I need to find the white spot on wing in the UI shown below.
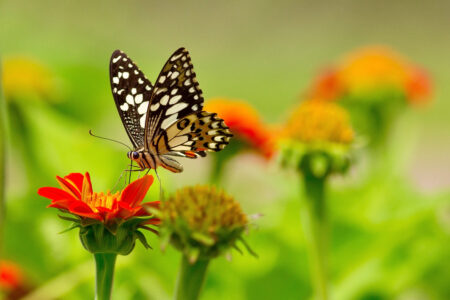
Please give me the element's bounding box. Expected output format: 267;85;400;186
170;53;182;61
169;95;182;104
113;77;119;84
123;72;129;79
151;103;160;111
140;115;146;128
192;104;199;111
120;103;129;111
171;88;178;95
166;103;188;115
135;94;143;104
145;85;151;91
184;79;191;86
158;75;166;84
131;88;137;95
112;56;122;63
126;94;134;105
138;102;149;114
189;87;195;93
138;78;144;84
170;71;180;79
160;95;170;106
161;114;178;129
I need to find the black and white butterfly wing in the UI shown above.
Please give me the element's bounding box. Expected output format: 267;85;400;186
144;48;204;151
156;111;233;159
110;50;153;148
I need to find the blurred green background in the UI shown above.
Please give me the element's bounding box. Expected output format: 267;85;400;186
1;1;449;299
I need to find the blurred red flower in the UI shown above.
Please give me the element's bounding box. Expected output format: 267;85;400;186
205;98;276;159
0;261;23;291
38;173;160;224
308;68;342;101
406;67;432;105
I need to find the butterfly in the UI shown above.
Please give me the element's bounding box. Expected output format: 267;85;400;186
109;48;232;173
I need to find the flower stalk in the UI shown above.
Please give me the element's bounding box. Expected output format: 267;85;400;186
174;256;209;300
0;61;6;251
301;173;328;300
94;253;117;300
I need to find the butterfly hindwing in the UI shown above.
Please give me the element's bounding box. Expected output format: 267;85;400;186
145;48;204;151
110;50;153;148
155;111;232;158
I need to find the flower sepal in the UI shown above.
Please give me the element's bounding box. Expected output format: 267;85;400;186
78;217;154;255
165;221;248;263
280;141;351;178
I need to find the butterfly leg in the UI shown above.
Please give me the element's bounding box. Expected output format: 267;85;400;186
154;169;164;200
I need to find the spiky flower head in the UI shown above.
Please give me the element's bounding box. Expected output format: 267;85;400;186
281;100;354;177
158;186;253;263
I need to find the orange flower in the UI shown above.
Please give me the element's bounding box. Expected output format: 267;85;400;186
307;46;433;105
338;46;410;94
0;261;23;291
205;98;276;158
284;100;354;145
38;172;159;224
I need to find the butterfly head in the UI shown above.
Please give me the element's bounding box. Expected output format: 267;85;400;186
127;151;140;160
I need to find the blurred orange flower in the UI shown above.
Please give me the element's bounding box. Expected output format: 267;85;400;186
0;261;23;291
284;100;354;145
38;172;160;224
2;56;56;101
205;98;276;158
309;46;432;105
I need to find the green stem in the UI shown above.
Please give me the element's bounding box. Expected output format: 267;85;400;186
94;253;117;300
0;60;6;254
174;256;210;300
301;174;328;300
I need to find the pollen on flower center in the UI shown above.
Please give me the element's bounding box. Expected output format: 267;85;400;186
87;191;121;212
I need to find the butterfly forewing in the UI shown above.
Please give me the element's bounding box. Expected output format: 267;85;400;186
144;48;204;150
110;50;153;148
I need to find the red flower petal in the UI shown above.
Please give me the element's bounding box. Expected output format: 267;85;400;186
121;175;154;207
56;176;82;200
68;202;101;220
64;173;85;191
38;187;78;204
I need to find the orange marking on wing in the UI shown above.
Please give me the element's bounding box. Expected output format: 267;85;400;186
185;151;196;158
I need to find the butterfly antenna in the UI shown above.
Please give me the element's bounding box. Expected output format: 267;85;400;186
89;130;132;151
154;169;164;200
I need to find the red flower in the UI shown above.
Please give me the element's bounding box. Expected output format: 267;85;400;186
38;172;159;224
0;261;23;291
308;68;342;101
205;98;276;159
406;67;432;105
